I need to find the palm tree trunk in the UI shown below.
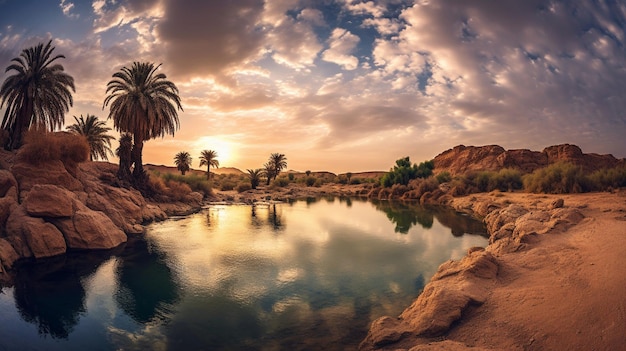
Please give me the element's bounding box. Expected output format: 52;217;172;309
207;166;211;180
132;133;146;184
10;101;33;150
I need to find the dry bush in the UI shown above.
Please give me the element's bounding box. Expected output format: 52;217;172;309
19;131;89;165
165;180;192;201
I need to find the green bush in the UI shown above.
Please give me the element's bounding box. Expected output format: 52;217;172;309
523;162;590;194
587;165;626;190
381;157;434;187
220;180;237;191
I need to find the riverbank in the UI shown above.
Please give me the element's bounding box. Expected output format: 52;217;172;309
360;190;626;350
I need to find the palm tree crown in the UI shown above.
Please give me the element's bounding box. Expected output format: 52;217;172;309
269;153;287;181
103;62;182;184
174;151;192;175
199;149;219;179
247;168;263;189
0;40;75;149
67;114;114;161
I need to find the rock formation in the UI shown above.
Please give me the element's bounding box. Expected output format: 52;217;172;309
433;144;624;175
0;147;203;277
360;195;586;350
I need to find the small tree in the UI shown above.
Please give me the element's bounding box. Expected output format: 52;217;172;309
381;157;433;187
247;169;263;189
199;149;219;179
174;151;192;175
346;172;353;183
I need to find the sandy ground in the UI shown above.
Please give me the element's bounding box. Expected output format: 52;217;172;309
446;192;626;351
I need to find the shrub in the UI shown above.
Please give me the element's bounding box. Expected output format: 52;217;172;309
349;178;362;185
523;162;590;194
587;165;626;190
237;183;252;193
273;177;290;187
435;171;451;184
314;178;323;187
381;157;434;187
160;172;212;196
19;131;89;166
305;176;316;187
165;180;193;201
288;173;295;181
220;180;237;191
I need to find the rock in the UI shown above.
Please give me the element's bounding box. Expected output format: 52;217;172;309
484;204;528;235
361;251;498;349
22;184;76;218
408;340;497;351
5;206;66;258
11;159;83;196
549;198;564;209
0;195;17;235
0;238;19;272
0;170;18;198
51;209;127;250
433;144;624;176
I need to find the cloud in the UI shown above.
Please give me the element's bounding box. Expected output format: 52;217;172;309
156;0;266;80
60;0;79;19
321;28;360;70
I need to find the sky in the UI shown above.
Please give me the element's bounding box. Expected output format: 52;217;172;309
0;0;625;173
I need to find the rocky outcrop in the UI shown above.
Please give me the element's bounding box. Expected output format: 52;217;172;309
0;148;200;276
433;144;624;175
360;249;498;350
361;195;586;350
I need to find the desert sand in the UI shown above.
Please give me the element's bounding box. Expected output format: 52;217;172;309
361;190;626;351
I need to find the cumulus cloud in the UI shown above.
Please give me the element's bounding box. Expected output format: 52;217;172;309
321;28;360;70
60;0;79;19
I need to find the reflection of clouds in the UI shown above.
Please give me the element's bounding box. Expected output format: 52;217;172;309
107;324;167;351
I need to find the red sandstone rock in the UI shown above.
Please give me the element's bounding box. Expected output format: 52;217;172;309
51;210;127;250
22;184;75;218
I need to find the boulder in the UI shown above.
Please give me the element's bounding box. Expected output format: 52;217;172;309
0;238;19;272
0;169;18;198
51;209;127;250
360;250;498;349
22;184;75;218
5;206;66;258
11;159;83;196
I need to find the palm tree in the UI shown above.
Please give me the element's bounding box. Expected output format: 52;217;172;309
247;169;263;189
103;62;182;185
0;40;75;150
174;151;192;175
269;153;287;181
198;149;219;179
67;114;114;161
116;133;133;181
263;161;275;185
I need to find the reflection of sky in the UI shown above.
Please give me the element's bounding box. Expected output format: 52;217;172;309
0;198;486;350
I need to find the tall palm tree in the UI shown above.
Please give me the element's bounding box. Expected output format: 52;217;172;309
269;153;287;181
174;151;192;175
0;40;75;150
247;169;263;189
67;114;114;161
116;133;133;181
103;62;182;185
198;149;219;179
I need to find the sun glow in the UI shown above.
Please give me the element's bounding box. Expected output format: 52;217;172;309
193;136;237;167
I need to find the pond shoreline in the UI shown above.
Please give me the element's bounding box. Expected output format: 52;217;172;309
359;190;626;350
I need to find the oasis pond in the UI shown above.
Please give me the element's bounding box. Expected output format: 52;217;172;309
0;197;487;350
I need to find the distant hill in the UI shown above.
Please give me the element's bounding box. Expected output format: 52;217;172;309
145;164;245;176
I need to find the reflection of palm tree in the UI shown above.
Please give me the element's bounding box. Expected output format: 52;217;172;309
268;204;283;230
115;238;180;323
12;251;115;339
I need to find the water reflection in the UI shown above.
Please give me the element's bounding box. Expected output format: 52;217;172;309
12;249;119;339
371;200;434;233
1;197;487;351
115;237;180;324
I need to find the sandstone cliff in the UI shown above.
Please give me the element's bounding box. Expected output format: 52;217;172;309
433;144;624;175
0;149;202;278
